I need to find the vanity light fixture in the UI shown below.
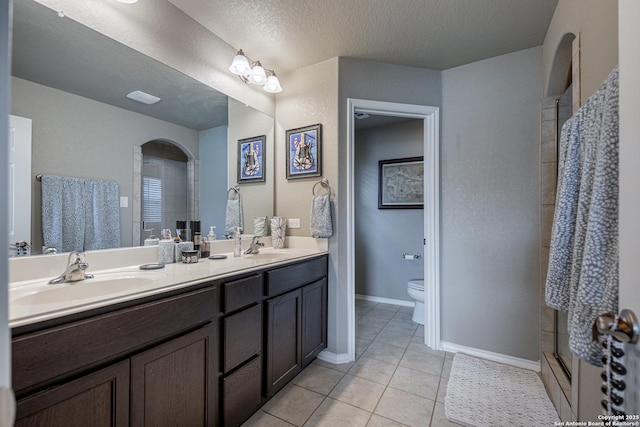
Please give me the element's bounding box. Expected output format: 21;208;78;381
229;49;283;93
126;90;161;105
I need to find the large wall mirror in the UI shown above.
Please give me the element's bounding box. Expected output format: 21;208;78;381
9;0;274;255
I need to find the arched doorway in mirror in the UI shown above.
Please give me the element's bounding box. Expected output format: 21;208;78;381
132;140;198;246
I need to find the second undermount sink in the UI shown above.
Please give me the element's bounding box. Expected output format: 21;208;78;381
12;271;167;306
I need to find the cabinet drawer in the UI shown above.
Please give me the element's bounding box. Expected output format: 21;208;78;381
265;256;327;297
222;274;262;313
222;356;261;427
13;286;217;396
223;304;262;373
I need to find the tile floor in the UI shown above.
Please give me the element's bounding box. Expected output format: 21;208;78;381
242;299;462;427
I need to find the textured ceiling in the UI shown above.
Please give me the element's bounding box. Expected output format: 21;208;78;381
169;0;558;72
13;0;559;131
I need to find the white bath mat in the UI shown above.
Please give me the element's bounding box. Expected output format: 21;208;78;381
445;353;560;427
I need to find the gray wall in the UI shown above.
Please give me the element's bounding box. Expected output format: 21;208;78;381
11;77;199;250
199;125;228;236
441;47;541;360
337;59;442;357
355;120;424;301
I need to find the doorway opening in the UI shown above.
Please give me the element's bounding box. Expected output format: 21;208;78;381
347;99;440;360
132;140;196;245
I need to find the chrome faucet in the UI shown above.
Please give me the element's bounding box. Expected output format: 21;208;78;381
244;236;265;255
49;251;94;284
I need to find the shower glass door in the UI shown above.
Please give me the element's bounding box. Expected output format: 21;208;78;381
555;84;573;380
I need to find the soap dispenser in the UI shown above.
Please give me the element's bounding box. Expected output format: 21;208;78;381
233;227;242;257
144;228;159;246
207;226;216;241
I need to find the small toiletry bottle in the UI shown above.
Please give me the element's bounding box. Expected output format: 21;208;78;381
208;226;216;241
233;227;242;257
200;236;210;258
144;228;159;246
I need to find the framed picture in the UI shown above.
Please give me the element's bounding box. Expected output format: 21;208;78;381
237;135;266;183
286;124;322;179
378;157;424;209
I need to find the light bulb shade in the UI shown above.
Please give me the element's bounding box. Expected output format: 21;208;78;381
229;51;251;76
248;64;267;85
263;75;283;93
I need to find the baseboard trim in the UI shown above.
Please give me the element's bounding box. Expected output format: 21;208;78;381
355;294;413;307
317;350;351;365
441;341;541;372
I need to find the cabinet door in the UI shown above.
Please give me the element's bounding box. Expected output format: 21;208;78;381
15;360;129;427
265;289;302;397
131;324;217;427
302;278;327;368
222;356;262;427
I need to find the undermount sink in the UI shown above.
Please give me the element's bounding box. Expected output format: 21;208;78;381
12;271;167;305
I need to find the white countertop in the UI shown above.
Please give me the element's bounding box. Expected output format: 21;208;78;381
9;238;328;329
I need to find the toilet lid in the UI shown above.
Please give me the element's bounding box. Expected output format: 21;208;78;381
408;280;424;291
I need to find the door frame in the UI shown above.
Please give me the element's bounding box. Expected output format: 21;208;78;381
347;98;440;356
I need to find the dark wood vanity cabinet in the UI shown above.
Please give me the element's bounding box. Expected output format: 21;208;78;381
264;257;328;398
12;285;218;427
11;254;328;426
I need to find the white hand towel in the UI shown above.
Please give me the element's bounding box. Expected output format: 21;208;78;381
310;194;333;238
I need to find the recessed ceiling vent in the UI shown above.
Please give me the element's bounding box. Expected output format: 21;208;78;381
354;112;370;120
126;90;161;105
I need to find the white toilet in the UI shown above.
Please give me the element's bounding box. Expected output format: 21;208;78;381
407;279;425;325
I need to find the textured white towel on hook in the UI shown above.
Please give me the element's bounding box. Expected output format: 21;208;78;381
545;66;619;366
225;187;243;236
310;179;333;238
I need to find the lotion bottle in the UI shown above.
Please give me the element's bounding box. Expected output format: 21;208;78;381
233;227;242;257
208;226;216;241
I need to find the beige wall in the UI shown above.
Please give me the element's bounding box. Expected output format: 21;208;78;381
11;76;199;250
542;0;618;98
275;58;339;236
227;98;275;235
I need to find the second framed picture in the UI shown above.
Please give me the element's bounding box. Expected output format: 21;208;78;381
238;135;266;183
286;124;322;179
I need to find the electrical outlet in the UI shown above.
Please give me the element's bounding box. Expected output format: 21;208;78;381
120;196;128;208
288;218;301;229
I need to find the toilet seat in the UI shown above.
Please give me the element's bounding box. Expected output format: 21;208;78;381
408;280;424;291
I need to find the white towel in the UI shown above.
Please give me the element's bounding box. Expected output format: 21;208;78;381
41;175;120;252
225;189;243;236
254;216;268;237
84;179;120;250
545;67;619;366
42;175;85;253
310;194;333;238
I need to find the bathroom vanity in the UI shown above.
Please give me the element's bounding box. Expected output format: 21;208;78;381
9;247;328;427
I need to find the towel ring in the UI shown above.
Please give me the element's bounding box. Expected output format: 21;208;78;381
227;186;240;199
313;179;331;198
